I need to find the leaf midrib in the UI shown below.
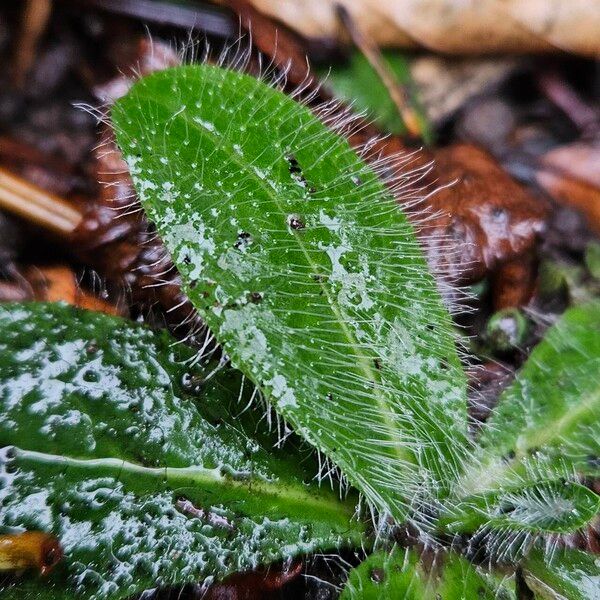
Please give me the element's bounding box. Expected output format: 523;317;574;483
12;447;356;524
519;386;600;452
458;386;600;499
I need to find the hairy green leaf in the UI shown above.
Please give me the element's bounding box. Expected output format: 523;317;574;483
339;548;514;599
523;548;600;599
478;301;600;476
444;303;600;538
0;302;363;600
439;479;600;535
112;64;468;522
323;51;432;142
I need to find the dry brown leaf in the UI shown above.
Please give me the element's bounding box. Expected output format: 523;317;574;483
239;0;600;57
410;56;521;125
24;265;123;315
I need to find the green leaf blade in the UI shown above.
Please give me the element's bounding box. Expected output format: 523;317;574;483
339;548;515;599
0;302;363;600
112;64;468;522
443;303;600;540
479;301;600;474
523;548;600;600
323;51;433;142
440;479;600;535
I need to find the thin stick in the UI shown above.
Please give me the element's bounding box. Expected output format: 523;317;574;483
336;4;422;139
0;167;83;236
13;0;52;88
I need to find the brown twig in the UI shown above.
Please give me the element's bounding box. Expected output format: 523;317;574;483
13;0;52;88
336;4;422;139
538;72;600;135
0;167;82;237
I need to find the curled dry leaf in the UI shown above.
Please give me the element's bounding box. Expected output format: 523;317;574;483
424;144;548;285
490;253;538;309
541;142;600;188
242;0;600;57
72;39;205;335
537;171;600;237
350;134;548;298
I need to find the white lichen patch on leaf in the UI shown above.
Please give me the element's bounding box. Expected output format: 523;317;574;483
113;64;470;524
0;303;363;600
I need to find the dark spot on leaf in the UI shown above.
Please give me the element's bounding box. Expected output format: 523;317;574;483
83;369;99;383
374;358;382;370
369;567;385;583
286;154;302;175
286;153;313;189
234;231;252;250
249;292;263;304
288;215;305;230
351;175;363;186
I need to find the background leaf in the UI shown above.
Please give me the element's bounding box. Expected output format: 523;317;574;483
112;64;469;523
323;50;433;142
339;548;514;599
477;301;600;474
443;303;600;539
0;302;364;600
523;547;600;599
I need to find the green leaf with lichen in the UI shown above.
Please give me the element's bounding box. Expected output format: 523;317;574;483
0;302;364;600
112;64;469;524
523;547;600;599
